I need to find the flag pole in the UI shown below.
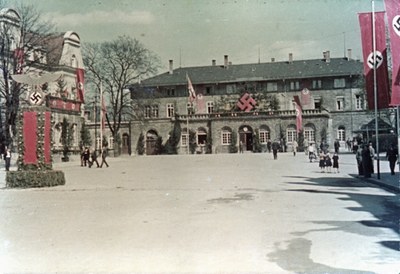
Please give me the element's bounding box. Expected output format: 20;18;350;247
100;80;103;154
372;0;380;179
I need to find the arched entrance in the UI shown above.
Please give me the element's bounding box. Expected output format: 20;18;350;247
121;133;130;155
239;125;253;151
146;130;158;155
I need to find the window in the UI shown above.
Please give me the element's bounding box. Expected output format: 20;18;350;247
187;102;194;115
337;126;345;141
108;136;114;149
181;132;188;147
166;103;174;118
167;88;175;96
197;128;207;146
206;86;212;95
304;126;315;143
290;81;300;91
267;82;278;92
336;97;344;111
312;80;322;89
221;129;232;145
355;95;362;110
226;84;236;94
207;101;214;113
259;129;270;144
314;97;321;109
334;78;346;88
286;127;297;143
151;105;159;117
144;105;151;118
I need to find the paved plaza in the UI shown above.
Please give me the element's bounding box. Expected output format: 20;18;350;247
0;152;399;273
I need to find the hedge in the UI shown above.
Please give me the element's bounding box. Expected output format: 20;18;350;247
6;170;66;188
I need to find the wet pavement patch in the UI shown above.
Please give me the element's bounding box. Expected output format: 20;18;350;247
207;193;254;204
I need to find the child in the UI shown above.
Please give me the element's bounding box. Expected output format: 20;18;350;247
332;152;339;173
325;152;332;173
319;151;326;172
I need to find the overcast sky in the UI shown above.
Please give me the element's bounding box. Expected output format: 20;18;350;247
19;0;385;71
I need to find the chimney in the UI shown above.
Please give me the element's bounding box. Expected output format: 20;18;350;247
212;59;216;66
224;55;229;68
289;53;293;63
169;60;173;74
323;51;330;62
347;49;352;60
271;57;275;62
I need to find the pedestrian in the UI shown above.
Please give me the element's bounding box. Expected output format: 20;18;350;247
356;144;364;176
292;140;298;156
368;141;375;174
83;147;90;167
319;150;326;172
100;146;109;168
267;139;272;153
4;146;11;171
272;141;279;160
308;143;315;162
334;139;340;153
325;152;332;173
362;144;372;178
89;148;100;168
386;143;398;175
332;152;339;173
239;141;244;153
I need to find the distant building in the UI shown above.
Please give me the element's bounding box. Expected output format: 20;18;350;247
130;52;389;155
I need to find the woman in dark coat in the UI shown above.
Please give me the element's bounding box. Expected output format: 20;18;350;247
362;144;372;178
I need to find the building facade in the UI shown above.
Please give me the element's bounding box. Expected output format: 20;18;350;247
131;52;385;155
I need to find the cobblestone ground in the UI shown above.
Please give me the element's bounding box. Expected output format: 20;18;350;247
0;152;399;273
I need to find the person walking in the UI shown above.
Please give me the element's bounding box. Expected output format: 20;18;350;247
292;140;298;156
356;144;364;176
272;141;279;160
89;148;100;168
325;152;332;173
368;141;375;174
332;152;339;173
362;144;372;178
100;146;109;168
319;150;326;172
386;143;398;175
4;147;11;171
83;147;90;167
334;139;340;153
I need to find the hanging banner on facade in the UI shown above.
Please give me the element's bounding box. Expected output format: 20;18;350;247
76;68;85;102
294;95;302;133
384;0;400;106
358;11;390;110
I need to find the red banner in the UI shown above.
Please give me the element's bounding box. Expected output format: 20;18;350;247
384;0;400;106
358;11;390;110
48;97;81;113
76;68;85;102
294;96;302;133
23;112;38;164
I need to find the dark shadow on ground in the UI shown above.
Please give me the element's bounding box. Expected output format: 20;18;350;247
284;176;399;250
267;237;374;274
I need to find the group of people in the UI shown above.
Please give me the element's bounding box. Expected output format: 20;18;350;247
81;146;109;168
355;141;375;178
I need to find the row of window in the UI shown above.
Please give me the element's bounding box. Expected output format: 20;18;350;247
178;125;347;146
143;93;363;119
163;78;348;97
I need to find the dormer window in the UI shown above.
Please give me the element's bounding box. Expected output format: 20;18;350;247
71;55;77;68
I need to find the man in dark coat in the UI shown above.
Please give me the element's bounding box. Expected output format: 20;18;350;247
362;144;372;178
272;141;279;160
386;144;398;175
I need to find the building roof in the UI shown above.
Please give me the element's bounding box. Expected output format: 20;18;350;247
141;57;363;87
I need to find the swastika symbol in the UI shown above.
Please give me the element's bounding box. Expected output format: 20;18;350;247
393;15;400;36
367;51;383;69
237;93;256;112
30;91;43;105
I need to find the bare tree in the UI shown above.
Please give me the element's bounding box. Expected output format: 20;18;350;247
83;35;161;148
0;1;55;145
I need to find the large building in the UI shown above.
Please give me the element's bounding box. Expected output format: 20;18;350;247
130;52;390;155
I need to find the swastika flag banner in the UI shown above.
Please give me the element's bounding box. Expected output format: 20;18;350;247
358;11;390;110
384;0;400;106
76;68;85;103
187;74;196;103
294;96;302;133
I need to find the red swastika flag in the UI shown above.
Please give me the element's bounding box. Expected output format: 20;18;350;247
300;88;311;105
76;68;85;103
237;92;256;112
187;74;196;102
